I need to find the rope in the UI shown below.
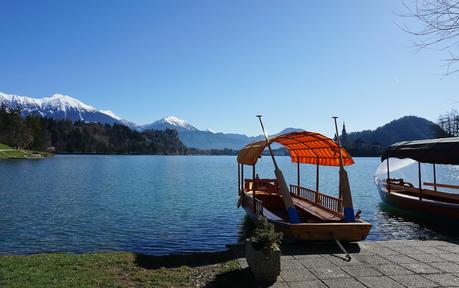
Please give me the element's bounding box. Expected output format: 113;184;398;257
335;240;351;261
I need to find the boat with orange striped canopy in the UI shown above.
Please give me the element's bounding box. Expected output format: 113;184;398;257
237;129;372;242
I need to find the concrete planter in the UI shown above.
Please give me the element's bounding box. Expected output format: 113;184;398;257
245;240;281;283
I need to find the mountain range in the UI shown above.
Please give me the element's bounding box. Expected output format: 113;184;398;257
0;91;301;149
0;91;441;151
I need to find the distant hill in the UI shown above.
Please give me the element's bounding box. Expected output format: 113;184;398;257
342;116;441;156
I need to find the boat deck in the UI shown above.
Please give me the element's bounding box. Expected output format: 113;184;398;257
246;190;342;222
291;196;342;221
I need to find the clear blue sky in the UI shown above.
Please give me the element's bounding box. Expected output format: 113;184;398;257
0;0;457;136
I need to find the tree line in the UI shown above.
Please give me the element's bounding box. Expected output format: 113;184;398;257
437;110;459;137
0;105;188;154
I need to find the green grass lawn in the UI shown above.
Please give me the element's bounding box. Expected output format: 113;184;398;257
0;251;250;288
0;143;12;149
0;149;28;159
0;143;51;159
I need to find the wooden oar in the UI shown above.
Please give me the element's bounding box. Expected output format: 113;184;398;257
257;115;300;224
333;117;355;222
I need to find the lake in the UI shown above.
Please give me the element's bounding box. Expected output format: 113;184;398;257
0;155;457;255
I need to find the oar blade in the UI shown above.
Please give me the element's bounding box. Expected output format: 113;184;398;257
339;167;355;222
275;168;300;224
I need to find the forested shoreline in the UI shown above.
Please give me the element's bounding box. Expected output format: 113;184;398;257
1;105;456;157
0;105;189;155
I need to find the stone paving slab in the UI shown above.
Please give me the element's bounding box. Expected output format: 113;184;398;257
423;273;459;287
400;262;443;274
429;261;459;273
322;278;366;288
389;274;438;288
232;239;459;287
340;265;382;277
372;263;415;275
358;276;405;288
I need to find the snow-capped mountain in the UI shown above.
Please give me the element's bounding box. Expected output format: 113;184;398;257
135;116;303;149
0;90;304;150
100;110;121;120
0;91;127;126
140;116;199;132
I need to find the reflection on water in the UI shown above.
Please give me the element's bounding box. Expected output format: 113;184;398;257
0;155;458;255
371;203;459;240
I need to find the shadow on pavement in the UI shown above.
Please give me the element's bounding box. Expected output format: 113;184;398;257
134;249;233;269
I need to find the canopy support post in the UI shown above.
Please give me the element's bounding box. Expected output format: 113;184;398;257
297;157;300;190
253;164;256;213
387;158;391;193
418;162;423;201
241;165;244;192
433;163;437;192
315;159;320;204
238;163;241;196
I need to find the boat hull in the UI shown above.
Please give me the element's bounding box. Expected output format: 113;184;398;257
377;185;459;220
242;205;372;242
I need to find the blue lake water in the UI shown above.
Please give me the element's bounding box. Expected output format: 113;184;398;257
0;155;457;255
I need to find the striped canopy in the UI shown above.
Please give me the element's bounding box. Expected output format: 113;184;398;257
237;131;354;166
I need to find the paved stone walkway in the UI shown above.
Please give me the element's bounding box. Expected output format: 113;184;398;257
235;240;459;287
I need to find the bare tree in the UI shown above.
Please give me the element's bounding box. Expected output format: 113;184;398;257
437;109;459;136
401;0;459;74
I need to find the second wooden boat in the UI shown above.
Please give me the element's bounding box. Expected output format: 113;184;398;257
375;137;459;220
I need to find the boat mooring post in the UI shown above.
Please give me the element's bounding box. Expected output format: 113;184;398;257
433;163;437;192
253;164;256;214
418;162;423;201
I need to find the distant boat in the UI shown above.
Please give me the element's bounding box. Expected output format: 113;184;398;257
237;131;372;242
375;137;459;220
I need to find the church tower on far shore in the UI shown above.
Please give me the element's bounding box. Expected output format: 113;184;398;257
341;122;348;147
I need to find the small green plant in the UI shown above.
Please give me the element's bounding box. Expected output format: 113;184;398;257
250;216;282;251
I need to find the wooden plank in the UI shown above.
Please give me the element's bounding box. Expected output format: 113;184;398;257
424;182;459;190
291;197;341;221
389;183;459;202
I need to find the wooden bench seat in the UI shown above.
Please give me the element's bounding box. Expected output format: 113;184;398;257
389;183;459;204
291;197;342;221
246;189;343;222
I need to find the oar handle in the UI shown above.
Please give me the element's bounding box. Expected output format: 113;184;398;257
257;115;278;169
333;116;344;167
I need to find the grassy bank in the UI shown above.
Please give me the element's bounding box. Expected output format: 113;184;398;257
0;143;51;159
0;251;255;288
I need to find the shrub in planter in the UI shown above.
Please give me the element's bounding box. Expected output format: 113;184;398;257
245;216;283;283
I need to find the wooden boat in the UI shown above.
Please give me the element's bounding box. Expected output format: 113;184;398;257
237;131;372;242
375;137;459;220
